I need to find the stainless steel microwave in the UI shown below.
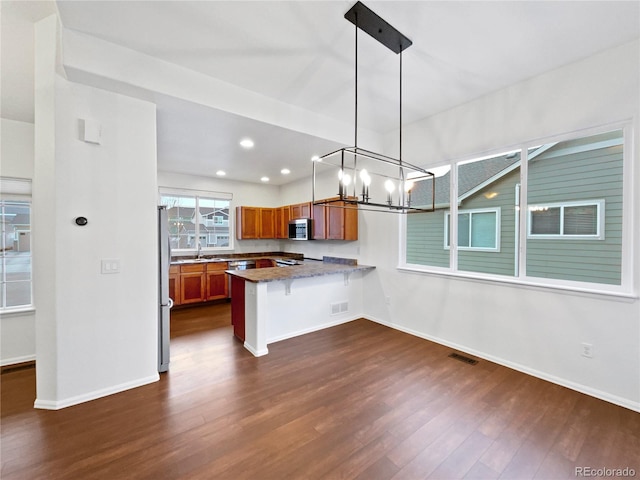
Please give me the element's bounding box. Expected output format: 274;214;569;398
288;218;313;240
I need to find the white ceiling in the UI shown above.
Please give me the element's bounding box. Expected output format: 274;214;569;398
3;1;639;185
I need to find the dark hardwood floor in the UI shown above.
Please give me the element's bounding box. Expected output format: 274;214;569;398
2;304;639;479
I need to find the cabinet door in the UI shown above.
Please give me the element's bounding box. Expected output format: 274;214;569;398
326;203;344;240
291;202;311;219
169;273;181;305
312;203;326;240
275;206;290;239
256;258;275;268
236;206;260;239
180;272;205;304
259;208;275;239
206;262;229;300
206;271;228;300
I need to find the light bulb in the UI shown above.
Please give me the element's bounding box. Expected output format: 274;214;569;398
404;180;414;192
360;169;371;186
342;173;351;186
385;179;395;193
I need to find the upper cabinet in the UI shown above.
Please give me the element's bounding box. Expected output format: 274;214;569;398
313;198;358;241
236;198;357;241
275;206;290;239
236;206;275;239
260;208;275;239
290;202;311;219
236;206;260;239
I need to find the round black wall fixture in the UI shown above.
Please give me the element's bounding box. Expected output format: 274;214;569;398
75;216;88;226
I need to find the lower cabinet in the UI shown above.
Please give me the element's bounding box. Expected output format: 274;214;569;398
231;276;246;341
206;262;229;300
169;265;181;305
180;264;206;304
173;262;230;306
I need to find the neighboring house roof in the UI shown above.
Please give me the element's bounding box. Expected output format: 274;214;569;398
411;152;521;208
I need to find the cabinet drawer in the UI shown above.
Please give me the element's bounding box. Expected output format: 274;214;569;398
180;264;206;273
169;265;180;274
207;262;228;271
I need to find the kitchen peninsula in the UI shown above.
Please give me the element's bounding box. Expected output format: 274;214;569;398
226;257;375;357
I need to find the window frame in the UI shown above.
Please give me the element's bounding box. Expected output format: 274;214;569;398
398;122;634;298
159;187;234;254
527;199;605;240
444;207;501;252
0;177;34;313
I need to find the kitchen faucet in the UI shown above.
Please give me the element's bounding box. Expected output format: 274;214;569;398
196;241;202;259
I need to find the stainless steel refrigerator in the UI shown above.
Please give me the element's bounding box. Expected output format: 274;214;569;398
158;206;173;372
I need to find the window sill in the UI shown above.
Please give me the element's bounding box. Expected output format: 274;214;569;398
1;306;36;317
397;265;637;302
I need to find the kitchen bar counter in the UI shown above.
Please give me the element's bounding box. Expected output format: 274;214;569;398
228;257;375;357
225;259;375;283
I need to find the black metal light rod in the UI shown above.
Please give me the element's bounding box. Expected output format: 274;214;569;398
344;1;412;54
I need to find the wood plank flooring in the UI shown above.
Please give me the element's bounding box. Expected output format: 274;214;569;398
2;304;639;479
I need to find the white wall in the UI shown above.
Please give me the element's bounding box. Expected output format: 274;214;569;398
355;40;640;411
34;15;159;409
0;118;36;365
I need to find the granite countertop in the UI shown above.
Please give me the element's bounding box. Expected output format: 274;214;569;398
171;252;303;265
226;258;375;283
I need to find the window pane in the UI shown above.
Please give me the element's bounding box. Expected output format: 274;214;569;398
457;213;470;247
526;130;623;285
6;281;31;308
406;210;450;268
530;207;560;234
1;200;32;309
564;205;597;235
198;197;230;248
160;195;196;249
470;212;496;248
456;152;517;276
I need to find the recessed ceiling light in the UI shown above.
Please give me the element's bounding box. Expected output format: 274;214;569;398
240;138;254;149
260;176;270;182
216;170;226;176
280;168;291;175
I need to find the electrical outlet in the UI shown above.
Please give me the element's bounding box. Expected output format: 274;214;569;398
581;342;593;358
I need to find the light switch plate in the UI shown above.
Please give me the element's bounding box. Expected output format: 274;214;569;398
101;259;120;274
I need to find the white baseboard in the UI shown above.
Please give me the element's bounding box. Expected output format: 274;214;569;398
1;354;36;367
34;374;159;410
365;315;640;413
267;315;360;345
243;342;268;357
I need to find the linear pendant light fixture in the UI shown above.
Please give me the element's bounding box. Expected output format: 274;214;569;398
312;1;435;213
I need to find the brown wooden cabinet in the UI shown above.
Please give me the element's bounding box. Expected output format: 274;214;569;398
169;265;181;306
290;202;311;219
180;264;206;304
236;206;260;239
312;198;358;240
275;206;291;239
206;262;229;300
256;258;275;268
236;206;277;239
259;208;275;239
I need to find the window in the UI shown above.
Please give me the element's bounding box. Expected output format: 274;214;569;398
402;126;629;294
528;200;603;238
0;178;32;311
159;189;232;252
445;208;501;251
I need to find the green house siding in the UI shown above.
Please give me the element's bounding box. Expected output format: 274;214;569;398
526;134;623;285
458;170;519;276
406;209;449;268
